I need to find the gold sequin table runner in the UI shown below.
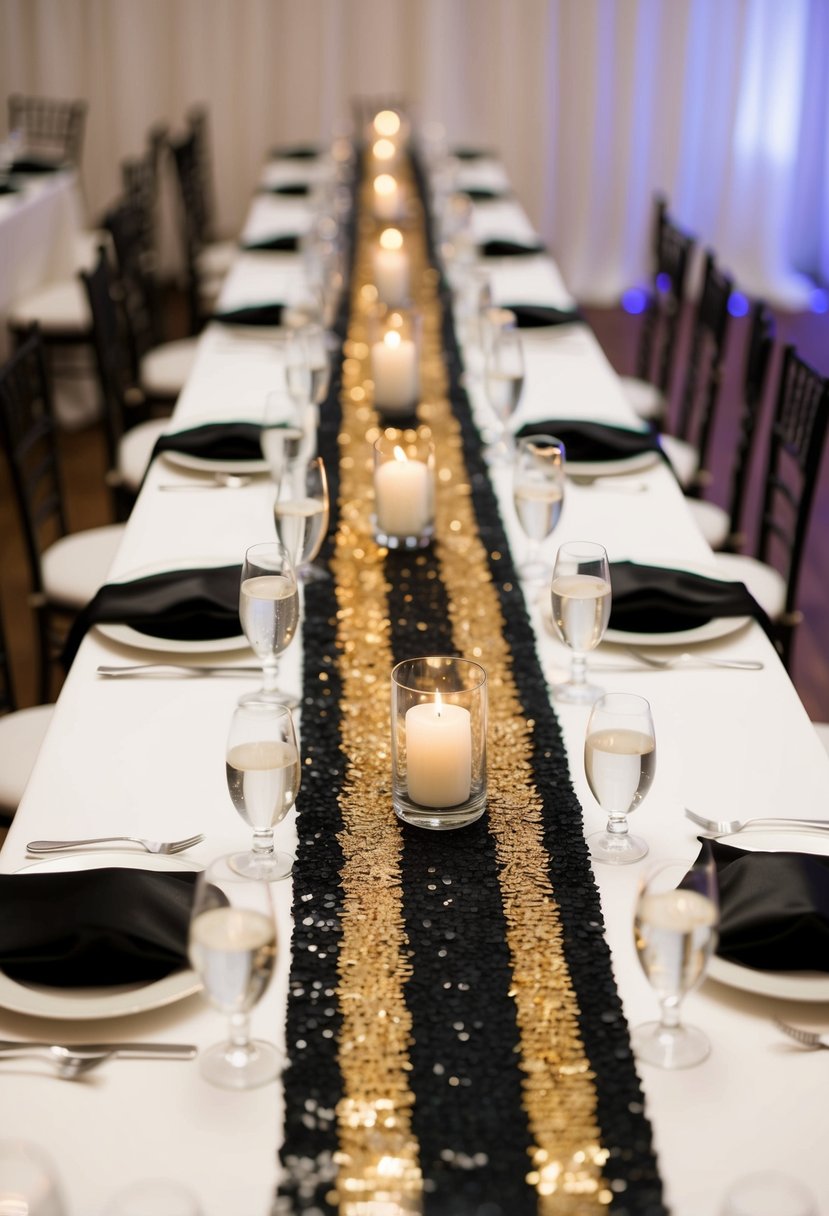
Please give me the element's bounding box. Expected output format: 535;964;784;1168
275;147;665;1216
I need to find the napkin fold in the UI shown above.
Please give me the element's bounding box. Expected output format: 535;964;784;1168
0;869;198;987
460;186;506;202
259;183;311;197
479;239;546;258
62;564;242;667
452;147;491;161
240;233;300;253
8;156;62;174
211;302;285;326
515;419;661;464
500;303;585;328
151;421;264;464
608;561;769;635
271;144;319;160
710;840;829;973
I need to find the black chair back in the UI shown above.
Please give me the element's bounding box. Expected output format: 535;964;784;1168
120;122;168;280
170;128;208;333
635;196;696;405
724;301;776;550
103;199;160;370
8;93;87;166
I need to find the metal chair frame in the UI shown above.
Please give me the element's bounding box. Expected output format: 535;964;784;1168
7;93;87;166
635;196;696;407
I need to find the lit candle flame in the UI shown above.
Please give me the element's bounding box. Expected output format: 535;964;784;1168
379;227;404;251
384;329;402;351
374;109;401;137
435;690;443;717
374;174;397;197
392;444;408;463
372;138;396;161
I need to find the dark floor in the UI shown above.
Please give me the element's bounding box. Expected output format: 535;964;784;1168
1;298;828;724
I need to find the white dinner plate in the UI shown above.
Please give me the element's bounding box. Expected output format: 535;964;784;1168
95;558;249;655
0;853;203;1020
159;417;270;476
566;449;661;479
706;829;829;1002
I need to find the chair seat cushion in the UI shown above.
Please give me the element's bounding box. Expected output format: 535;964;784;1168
709;553;787;620
660;433;698;489
9;279;90;333
118;419;170;490
140;339;198;398
41;525;125;608
0;704;54;811
196;240;235;280
688;498;730;550
619;375;664;421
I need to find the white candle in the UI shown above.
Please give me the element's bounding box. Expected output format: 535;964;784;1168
373;228;410;306
405;694;472;808
371;329;418;414
373;173;401;220
374;446;431;537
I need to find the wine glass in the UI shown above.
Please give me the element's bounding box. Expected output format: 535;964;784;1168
631;849;719;1069
274;455;330;584
102;1180;203;1215
549;540;612;702
0;1140;67;1216
720;1172;818;1216
225;699;301;880
187;854;280;1089
238;541;300;708
584;692;655;864
483;325;524;464
296;321;335;406
512;435;566;583
259;388;305;494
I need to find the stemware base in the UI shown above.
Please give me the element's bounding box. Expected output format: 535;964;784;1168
588;829;648;865
229;849;294;881
550;678;603;705
199;1038;281;1090
517;556;552;584
631;1020;710;1069
299;562;330;584
237;687;300;710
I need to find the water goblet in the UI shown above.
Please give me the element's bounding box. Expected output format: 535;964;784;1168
549;540;612;702
274;455;330;583
259;388;305;494
631;849;719;1068
585;692;655;863
102;1179;203;1215
238;541;300;708
512;434;566;583
483;324;524;464
187;854;280;1089
226;699;301;880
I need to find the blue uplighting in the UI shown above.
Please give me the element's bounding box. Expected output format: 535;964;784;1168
810;287;829;314
728;291;750;318
622;287;649;315
655;272;671;293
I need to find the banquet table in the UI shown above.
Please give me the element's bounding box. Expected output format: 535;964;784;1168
1;139;828;1216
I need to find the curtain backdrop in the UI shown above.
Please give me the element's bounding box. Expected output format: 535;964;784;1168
1;0;826;308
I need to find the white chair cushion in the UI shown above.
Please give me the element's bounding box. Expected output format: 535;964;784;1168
9;279;90;332
709;553;787;620
118;419;169;490
619;375;664;421
0;704;54;811
813;723;829;757
659;433;698;489
196;240;235;281
140;338;198;398
688;498;730;550
41;525;125;608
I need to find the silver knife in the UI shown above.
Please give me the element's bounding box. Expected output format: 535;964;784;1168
97;664;259;677
0;1040;197;1060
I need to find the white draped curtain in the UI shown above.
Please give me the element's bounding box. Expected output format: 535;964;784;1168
1;0;826;308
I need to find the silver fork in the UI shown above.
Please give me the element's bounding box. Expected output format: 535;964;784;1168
626;647;764;671
0;1045;115;1080
97;664;259;677
684;808;829;836
774;1019;829;1050
26;833;205;856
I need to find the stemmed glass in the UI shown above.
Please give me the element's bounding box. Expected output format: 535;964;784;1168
274;455;330;583
584;692;655;863
259;388;305;494
632;849;719;1068
238;541;300;708
512;435;566;583
483;325;524;464
225;699;301;881
549;540;612;702
187;854;280;1089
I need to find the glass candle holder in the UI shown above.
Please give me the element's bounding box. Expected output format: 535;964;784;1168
391;656;487;830
373;430;435;549
372;172;406;222
372;227;411;307
369;306;421;417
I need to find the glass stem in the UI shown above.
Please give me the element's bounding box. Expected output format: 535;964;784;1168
570;649;587;686
658;997;682;1033
606;812;629;837
252;829;275;857
228;1011;251;1054
262;658;280;692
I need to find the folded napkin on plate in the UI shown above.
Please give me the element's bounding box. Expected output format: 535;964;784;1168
151;421;264;464
608;560;770;635
500;302;585;328
479;238;546;258
260;182;310;197
239;233;300;252
0;869;198;987
62;564;242;667
515;419;662;463
452;147;491;161
460;186;506;202
8;156;62;174
212;302;285;326
271;144;319;160
709;840;829;973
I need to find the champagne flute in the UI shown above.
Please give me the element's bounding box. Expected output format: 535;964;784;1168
274;455;330;583
187;854;279;1089
584;692;655;863
483;325;524;464
259;388;305;494
238;541;300;708
226;699;301;880
296;321;335;406
549;540;612;702
632;849;719;1068
512;435;566;583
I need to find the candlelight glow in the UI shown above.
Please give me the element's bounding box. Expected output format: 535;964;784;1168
393;444;408;462
374;174;397;197
379;228;404;251
372;138;396;161
384;329;402;351
374;110;401;137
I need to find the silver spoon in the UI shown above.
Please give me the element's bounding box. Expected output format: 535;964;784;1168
158;473;253;491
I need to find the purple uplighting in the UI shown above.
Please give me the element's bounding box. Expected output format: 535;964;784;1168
727;291;750;317
621;287;649;315
810;287;829;314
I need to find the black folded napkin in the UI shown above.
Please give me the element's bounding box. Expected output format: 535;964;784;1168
608;560;769;635
260;183;310;197
62;564;242;667
479;239;546;258
0;181;20;195
710;840;829;973
212;302;285;326
453;147;491;161
8;156;62;174
461;187;506;202
515;419;662;464
151;421;264;464
501;302;585;328
271;144;319;160
0;868;198;987
239;233;300;252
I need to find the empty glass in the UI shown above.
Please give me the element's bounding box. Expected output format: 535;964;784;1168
720;1172;818;1216
549;540;612;703
483;325;524;464
512;434;566;583
0;1140;66;1216
238;541;300;708
585;692;655;864
102;1180;203;1215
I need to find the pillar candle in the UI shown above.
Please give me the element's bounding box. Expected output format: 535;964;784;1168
371;329;418;414
373;173;402;221
373;229;410;306
374;446;431;538
405;695;472;807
